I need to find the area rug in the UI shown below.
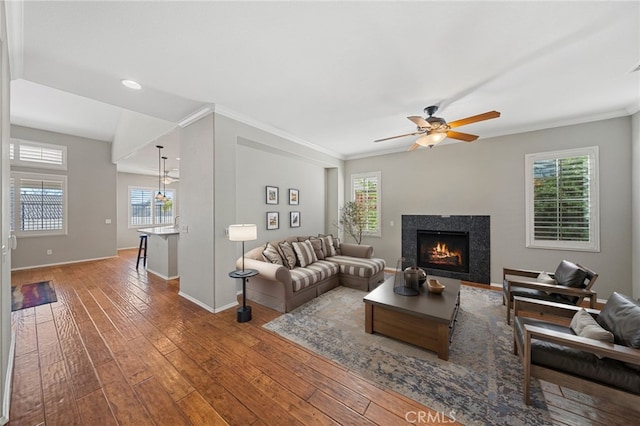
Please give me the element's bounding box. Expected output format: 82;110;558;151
264;285;552;426
11;281;58;311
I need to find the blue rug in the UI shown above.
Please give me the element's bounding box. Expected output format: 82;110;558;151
264;285;552;425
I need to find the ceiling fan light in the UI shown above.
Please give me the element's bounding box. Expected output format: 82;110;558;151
416;131;447;147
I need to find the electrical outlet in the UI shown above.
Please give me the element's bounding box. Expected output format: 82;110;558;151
105;218;112;224
46;249;53;255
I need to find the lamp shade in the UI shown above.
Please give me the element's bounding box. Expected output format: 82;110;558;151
416;131;447;147
229;224;257;242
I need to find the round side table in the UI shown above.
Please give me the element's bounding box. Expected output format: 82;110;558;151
229;269;258;322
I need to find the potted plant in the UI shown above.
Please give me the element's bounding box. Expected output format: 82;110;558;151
338;201;368;245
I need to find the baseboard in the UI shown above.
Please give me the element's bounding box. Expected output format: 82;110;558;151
0;332;16;425
177;291;215;313
11;255;117;271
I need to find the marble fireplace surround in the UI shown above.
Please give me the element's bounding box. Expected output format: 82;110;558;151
402;215;490;284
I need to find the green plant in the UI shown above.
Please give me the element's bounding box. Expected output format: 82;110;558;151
339;201;368;245
162;199;173;212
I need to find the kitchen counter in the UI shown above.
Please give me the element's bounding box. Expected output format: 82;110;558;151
138;226;179;279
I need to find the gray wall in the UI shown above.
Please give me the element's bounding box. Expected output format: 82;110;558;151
11;126;117;269
344;116;632;299
632;111;639;298
236;140;326;245
116;171;179;249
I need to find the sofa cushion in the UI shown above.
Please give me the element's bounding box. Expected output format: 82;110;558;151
290;260;338;292
597;292;640;348
292;240;317;268
554;260;588;288
537;272;556;284
328;255;385;278
278;242;297;270
262;243;283;265
570;308;614;347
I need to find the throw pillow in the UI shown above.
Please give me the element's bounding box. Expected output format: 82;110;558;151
536;272;556;284
596;292;640;348
292;240;318;268
570;308;614;342
320;235;336;257
262;243;283;265
554;260;588;288
308;238;325;260
278;242;297;270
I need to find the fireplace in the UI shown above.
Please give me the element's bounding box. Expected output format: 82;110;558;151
402;215;490;284
417;230;469;274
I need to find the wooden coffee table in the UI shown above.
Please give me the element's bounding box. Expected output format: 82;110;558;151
363;276;461;360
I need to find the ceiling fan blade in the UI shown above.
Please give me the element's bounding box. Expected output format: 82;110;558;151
374;131;424;143
407;116;431;128
407;143;421;151
447;111;501;129
446;130;479;142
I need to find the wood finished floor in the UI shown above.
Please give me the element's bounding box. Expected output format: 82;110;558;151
8;249;638;425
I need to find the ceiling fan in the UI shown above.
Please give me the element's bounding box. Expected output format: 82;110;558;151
375;105;500;151
162;170;180;184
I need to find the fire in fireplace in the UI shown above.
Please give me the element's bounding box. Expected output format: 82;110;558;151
417;230;470;274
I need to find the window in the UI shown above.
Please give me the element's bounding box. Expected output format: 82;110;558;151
525;146;599;251
351;171;381;237
10;139;67;170
10;172;68;236
129;187;175;227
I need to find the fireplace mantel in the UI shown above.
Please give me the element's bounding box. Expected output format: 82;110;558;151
401;215;490;284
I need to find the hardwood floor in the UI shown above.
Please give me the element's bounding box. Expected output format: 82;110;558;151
8;250;637;425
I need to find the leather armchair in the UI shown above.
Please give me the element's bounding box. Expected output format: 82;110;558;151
503;260;598;325
513;295;640;408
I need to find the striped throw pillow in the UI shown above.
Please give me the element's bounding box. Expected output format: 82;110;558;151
278;242;297;269
262;243;283;265
292;240;318;267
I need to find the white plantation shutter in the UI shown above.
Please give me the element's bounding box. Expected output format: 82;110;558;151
10;139;66;169
525;147;599;251
129;187;176;227
351;171;381;236
11;172;67;235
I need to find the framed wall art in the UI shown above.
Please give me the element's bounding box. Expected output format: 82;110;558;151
288;188;299;205
266;186;279;204
266;211;279;230
290;211;300;228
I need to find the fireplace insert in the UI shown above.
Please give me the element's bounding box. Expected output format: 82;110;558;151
417;230;470;274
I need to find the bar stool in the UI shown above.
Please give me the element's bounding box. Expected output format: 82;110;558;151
136;234;147;269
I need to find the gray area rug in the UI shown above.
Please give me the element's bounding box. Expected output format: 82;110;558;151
264;285;552;425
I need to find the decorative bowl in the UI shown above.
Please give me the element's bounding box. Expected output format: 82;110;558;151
427;279;446;294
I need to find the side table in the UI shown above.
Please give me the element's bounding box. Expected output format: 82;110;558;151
229;269;258;323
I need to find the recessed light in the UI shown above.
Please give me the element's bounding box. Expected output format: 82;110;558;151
176;157;180;161
121;79;142;90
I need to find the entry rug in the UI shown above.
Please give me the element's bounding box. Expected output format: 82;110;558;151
11;280;58;311
264;285;552;426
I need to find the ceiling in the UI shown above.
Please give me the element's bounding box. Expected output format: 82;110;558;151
7;1;640;176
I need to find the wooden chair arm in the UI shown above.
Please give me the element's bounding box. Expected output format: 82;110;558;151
503;267;547;280
514;296;599;320
523;324;640;365
506;278;596;298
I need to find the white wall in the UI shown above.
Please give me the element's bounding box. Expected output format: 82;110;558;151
236;140;326;246
344;116;633;299
10;126;117;269
116;172;179;249
632;111;639;298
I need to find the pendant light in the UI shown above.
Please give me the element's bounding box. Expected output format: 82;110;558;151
155;145;167;201
162;156;168;198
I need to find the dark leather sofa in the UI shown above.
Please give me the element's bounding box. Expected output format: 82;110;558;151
513;292;640;408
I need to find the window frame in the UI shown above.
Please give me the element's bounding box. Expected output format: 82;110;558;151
128;186;176;228
350;171;381;237
11;171;68;238
525;146;600;252
10;138;67;170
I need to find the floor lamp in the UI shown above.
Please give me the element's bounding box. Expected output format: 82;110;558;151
228;224;257;322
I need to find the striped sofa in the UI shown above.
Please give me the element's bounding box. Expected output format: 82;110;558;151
238;236;386;313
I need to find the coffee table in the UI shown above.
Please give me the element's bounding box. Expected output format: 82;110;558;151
363;276;461;360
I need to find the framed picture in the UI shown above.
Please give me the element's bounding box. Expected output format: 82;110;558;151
290;211;300;228
266;186;279;205
266;211;279;230
288;188;299;205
